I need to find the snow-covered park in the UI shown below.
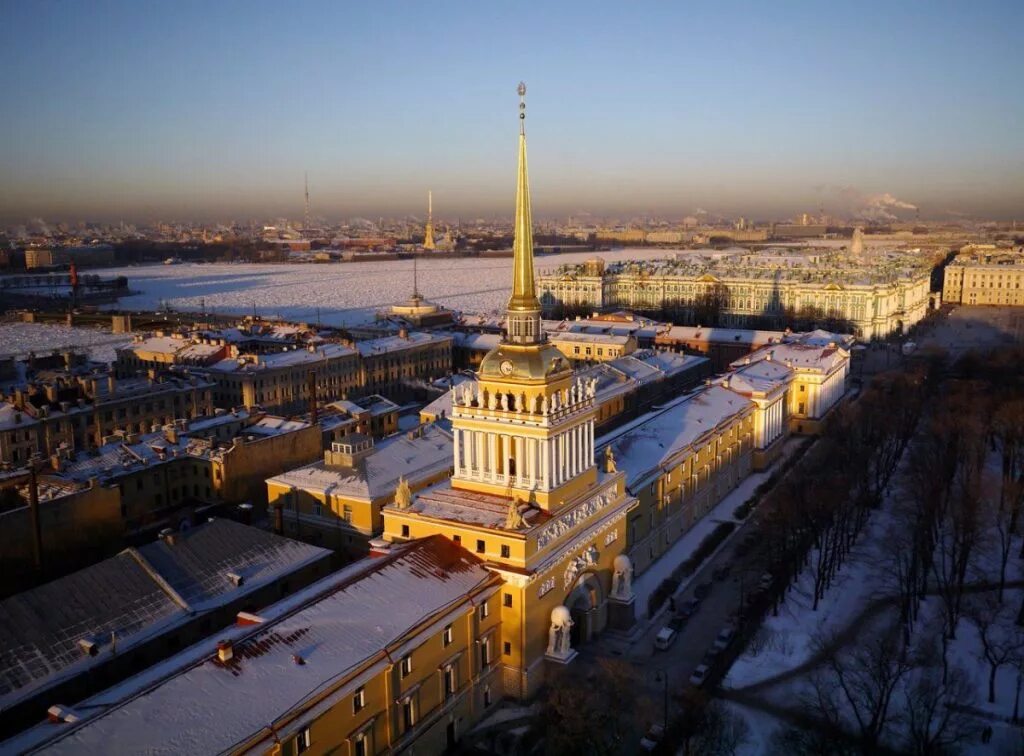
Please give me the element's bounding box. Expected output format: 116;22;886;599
723;440;1024;754
94;250;670;326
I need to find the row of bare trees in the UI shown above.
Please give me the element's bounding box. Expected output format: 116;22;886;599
791;347;1024;753
754;363;933;618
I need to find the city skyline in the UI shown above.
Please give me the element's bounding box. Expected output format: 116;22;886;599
1;0;1023;224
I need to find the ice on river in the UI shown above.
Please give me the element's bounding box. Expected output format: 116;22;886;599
0;322;132;363
96;248;672;326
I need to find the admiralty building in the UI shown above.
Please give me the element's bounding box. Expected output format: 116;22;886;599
537;249;932;340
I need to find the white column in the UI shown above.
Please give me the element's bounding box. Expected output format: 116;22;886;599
453;429;462;475
476;432;484;477
542;438;551;488
557;431;565;486
488;433;497;480
500;435;508;480
515;436;524;487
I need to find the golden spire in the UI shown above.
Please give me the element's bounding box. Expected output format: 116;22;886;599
508;82;539;313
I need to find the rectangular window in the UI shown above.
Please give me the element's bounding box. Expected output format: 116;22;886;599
503;593;513;608
503;641;512;656
400;654;412;678
342;504;352;522
476;539;485;554
444;664;457;698
500;544;511;558
402;696;416;732
479;601;489;620
453;534;461;544
481;637;491;669
354;732;368;756
312;500;322;517
443;625;453;647
353;686;365;713
402;524;410;538
294;727;312;754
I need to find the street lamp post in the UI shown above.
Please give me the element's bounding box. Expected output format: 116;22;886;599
654;670;668;733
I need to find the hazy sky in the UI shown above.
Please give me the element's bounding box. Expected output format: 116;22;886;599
1;0;1022;224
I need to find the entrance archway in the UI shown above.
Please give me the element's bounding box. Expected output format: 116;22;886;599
564;572;605;646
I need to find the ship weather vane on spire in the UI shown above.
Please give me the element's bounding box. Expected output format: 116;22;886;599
518;81;526;134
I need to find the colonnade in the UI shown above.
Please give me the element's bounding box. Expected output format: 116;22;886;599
453;420;594;491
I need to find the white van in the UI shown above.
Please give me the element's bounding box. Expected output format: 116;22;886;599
654;627;677;650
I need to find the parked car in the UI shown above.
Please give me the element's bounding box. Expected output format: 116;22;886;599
713;627;736;651
689;664;710;687
654;627;678;650
677;597;701;619
639;724;665;752
759;571;774;590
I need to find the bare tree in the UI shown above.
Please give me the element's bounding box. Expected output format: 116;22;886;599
808;624;914;753
965;593;1024;704
680;700;750;756
902;641;975;755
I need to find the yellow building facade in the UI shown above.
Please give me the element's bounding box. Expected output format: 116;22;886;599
942;245;1024;306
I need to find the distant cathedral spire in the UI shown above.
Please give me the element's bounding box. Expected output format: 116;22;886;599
423;190;436;251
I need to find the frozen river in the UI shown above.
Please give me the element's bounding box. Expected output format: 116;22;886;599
96;248;672;326
0;322;132;362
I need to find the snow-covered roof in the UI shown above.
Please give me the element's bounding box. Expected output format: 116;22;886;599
396;481;549;530
207;343;355;373
19;537;499;755
659;325;786;345
451;332;502;351
786;328;856;349
629;349;708;378
603;355;663;384
267;423;452;501
735;342;849;374
548;330;633;346
599;385;755;490
720;359;793;397
327;394;400;418
0;520;328;716
355;331;449;357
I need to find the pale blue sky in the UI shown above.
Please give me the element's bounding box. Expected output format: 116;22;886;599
1;0;1022;222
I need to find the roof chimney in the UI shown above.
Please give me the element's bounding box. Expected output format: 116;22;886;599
47;705;81;724
236;611;265;627
217;640;234;663
77;638;98;657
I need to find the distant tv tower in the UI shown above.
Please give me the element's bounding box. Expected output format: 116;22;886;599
303;171;311;230
423;190;436;250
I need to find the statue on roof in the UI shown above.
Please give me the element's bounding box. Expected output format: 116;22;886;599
394;476;412;509
603;445;618;474
505;497;525;530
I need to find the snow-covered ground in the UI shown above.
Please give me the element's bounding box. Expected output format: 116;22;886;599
723;446;1024;754
94;250;673;326
0;322;132;363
